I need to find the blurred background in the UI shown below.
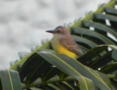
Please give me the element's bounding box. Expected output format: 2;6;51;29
0;0;110;69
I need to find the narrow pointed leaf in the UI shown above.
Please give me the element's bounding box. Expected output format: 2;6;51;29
72;27;115;44
73;35;97;48
0;70;22;90
105;8;117;15
101;62;117;73
38;50;95;90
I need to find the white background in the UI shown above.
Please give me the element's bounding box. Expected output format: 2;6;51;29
0;0;110;69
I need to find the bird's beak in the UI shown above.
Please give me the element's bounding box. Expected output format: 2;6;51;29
46;30;55;33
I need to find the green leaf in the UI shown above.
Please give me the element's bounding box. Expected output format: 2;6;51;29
0;70;22;90
38;50;116;90
105;8;117;16
72;27;115;44
83;21;117;43
58;55;114;90
109;45;117;62
38;50;95;90
79;45;111;68
112;50;117;61
101;62;117;73
18;53;61;85
78;45;117;69
73;35;97;48
95;14;117;23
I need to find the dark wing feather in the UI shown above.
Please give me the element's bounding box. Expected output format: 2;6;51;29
60;36;83;56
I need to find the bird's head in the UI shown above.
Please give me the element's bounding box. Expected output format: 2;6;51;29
46;26;70;35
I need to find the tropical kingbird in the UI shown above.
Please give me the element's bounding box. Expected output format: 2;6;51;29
46;26;83;59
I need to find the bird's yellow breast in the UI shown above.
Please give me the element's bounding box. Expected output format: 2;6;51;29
56;44;78;59
51;35;78;59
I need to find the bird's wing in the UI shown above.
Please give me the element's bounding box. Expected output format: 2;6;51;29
60;36;83;56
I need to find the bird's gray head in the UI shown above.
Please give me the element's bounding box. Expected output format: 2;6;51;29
46;26;70;35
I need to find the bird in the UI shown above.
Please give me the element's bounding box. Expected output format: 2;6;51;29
46;26;83;59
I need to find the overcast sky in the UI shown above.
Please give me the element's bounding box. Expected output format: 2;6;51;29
0;0;110;69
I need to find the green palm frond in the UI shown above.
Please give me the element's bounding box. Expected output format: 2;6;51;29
0;0;117;90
